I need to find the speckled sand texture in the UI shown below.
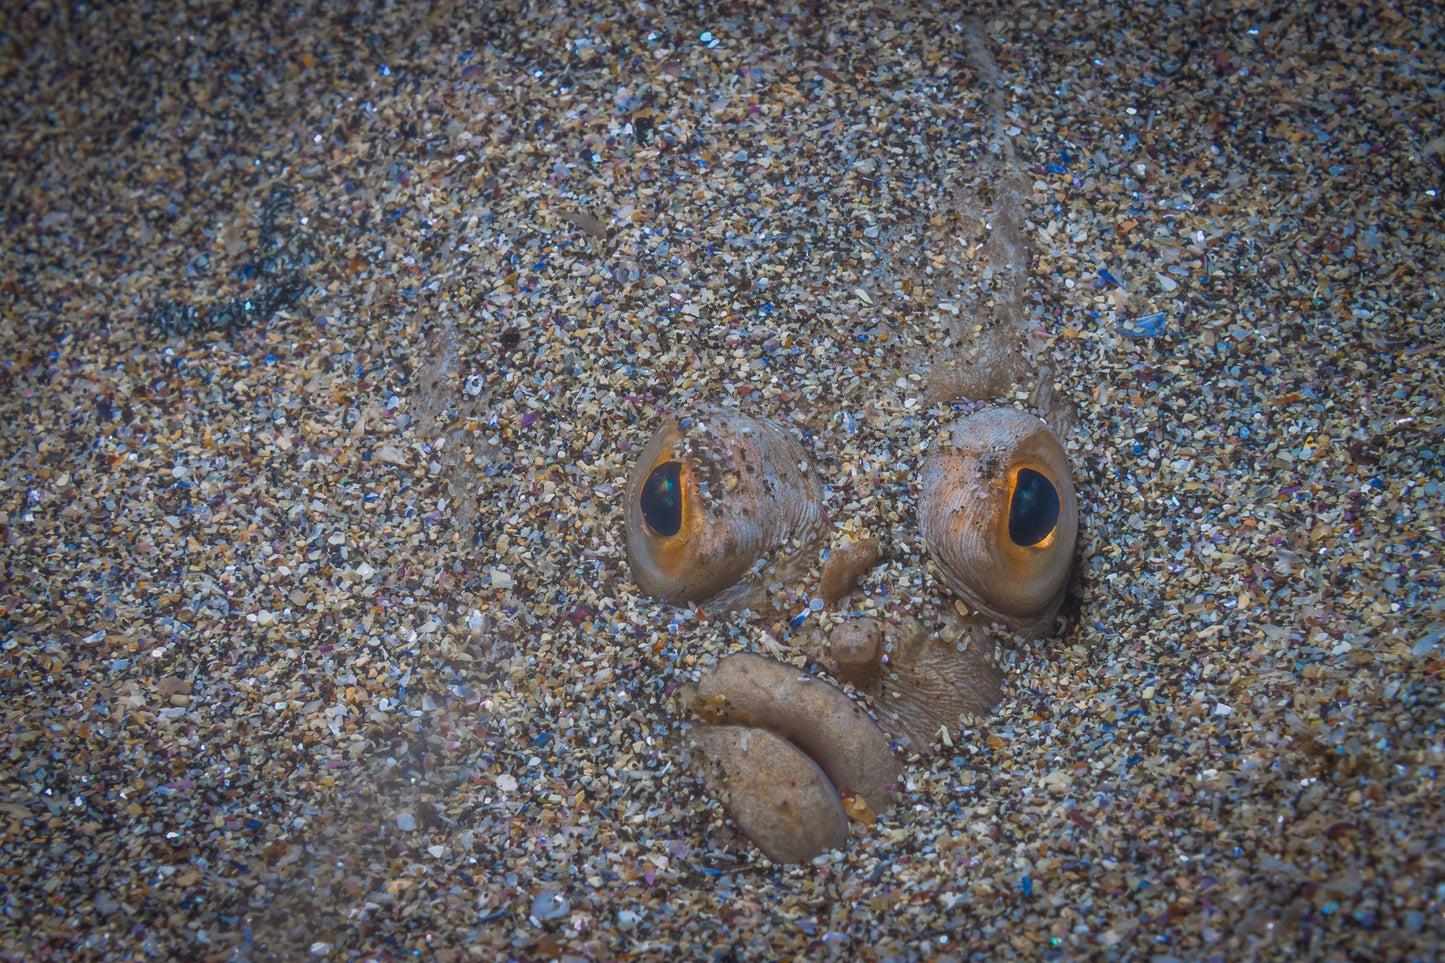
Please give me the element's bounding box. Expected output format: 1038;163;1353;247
2;1;1442;960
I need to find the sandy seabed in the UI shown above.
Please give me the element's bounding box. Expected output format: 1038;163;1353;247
1;1;1441;960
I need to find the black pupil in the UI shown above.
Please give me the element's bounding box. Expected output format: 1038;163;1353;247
1008;468;1060;547
640;462;684;537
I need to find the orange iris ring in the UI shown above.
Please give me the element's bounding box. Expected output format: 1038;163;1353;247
639;448;702;562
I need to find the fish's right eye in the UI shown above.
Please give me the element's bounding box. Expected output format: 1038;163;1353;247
918;407;1078;634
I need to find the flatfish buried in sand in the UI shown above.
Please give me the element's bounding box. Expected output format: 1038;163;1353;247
620;124;1083;863
625;395;1078;862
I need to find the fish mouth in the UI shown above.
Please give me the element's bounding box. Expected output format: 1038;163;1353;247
680;652;900;865
679;600;1008;864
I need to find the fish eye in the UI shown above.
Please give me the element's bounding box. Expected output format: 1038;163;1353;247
624;405;824;604
919;407;1078;634
639;461;684;537
1007;467;1060;547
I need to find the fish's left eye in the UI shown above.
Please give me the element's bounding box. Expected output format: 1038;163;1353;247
624;405;824;604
